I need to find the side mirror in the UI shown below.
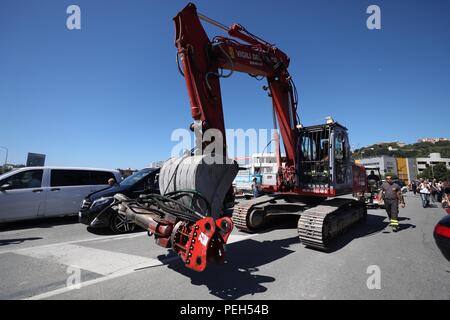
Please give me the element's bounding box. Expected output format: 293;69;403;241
0;183;11;192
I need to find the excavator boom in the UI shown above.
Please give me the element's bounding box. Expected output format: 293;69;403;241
174;3;298;174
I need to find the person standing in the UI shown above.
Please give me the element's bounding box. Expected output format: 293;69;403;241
442;181;450;210
379;175;405;232
418;178;431;208
430;179;439;203
367;170;380;183
411;180;417;195
251;177;261;199
436;181;443;202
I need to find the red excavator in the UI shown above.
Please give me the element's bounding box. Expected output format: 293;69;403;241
115;3;367;272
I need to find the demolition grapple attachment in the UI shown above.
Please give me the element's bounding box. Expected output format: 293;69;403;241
114;155;238;272
114;192;233;272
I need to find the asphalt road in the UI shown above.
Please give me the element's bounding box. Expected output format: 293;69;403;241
0;193;449;300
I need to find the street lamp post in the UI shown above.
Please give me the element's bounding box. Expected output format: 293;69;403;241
0;146;8;174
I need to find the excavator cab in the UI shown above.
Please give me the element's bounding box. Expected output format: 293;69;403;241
296;122;353;197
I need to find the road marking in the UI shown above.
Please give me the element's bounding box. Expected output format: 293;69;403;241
0;231;254;255
23;261;169;300
0;231;147;255
23;233;256;300
227;234;255;244
15;243;162;276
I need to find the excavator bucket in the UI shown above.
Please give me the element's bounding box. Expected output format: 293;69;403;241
159;155;239;218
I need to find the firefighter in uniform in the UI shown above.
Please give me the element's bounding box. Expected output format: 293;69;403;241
378;175;405;231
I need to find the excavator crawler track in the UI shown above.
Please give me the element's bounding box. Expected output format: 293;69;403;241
232;195;281;232
234;196;366;250
297;198;366;250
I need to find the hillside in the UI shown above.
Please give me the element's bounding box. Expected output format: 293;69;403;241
352;141;450;159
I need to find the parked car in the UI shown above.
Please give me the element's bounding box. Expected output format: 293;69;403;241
0;167;121;224
79;167;160;233
434;215;450;262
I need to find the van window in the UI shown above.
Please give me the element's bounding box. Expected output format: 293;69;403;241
51;170;91;187
2;170;43;189
90;171;115;185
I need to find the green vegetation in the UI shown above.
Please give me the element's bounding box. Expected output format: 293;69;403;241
0;164;25;175
417;163;450;181
352;141;450;159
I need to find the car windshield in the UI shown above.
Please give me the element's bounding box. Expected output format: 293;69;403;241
120;168;152;187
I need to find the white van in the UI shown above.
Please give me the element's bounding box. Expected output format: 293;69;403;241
0;167;122;223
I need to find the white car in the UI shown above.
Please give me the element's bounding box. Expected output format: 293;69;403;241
0;167;121;223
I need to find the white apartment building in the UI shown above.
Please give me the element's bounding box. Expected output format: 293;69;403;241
233;153;283;190
416;153;450;174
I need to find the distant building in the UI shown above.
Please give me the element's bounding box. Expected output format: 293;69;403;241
117;168;138;178
359;156;417;182
233;155;252;167
233;153;284;191
396;158;417;184
416;153;450;174
149;160;166;168
359;156;398;176
417;138;449;144
359;153;450;182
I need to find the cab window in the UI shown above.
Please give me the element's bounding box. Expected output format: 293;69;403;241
334;132;348;184
335;133;345;160
2;170;43;190
301;136;317;161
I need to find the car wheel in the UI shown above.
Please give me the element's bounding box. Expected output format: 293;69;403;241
109;213;135;234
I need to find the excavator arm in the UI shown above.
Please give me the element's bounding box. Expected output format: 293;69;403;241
174;3;298;178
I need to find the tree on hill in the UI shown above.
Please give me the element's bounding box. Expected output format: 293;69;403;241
417;163;450;181
352;141;450;159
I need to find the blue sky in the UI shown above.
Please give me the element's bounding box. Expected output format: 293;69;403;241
1;0;449;169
